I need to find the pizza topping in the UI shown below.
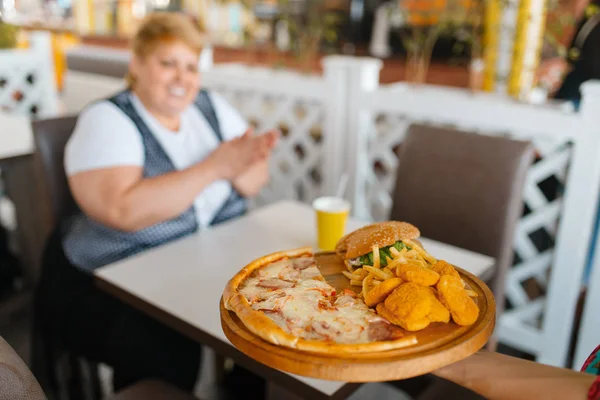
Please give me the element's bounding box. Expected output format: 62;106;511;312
292;257;316;270
317;298;337;312
335;317;364;341
292;257;315;270
255;290;285;301
367;320;404;341
257;278;295;289
253;294;289;311
278;268;301;282
311;320;340;341
300;266;323;281
334;294;356;307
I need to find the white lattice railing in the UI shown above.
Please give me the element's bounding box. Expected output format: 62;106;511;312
60;54;600;369
343;59;600;368
0;31;59;118
202;59;349;208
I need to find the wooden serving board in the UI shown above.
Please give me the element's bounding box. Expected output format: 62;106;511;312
220;251;495;382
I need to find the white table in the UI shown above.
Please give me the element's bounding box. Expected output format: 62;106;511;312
95;200;495;400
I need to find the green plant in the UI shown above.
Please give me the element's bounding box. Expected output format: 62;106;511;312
389;0;486;82
275;0;344;60
541;0;579;60
0;21;18;49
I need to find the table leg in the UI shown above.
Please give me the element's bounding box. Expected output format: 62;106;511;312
267;380;306;400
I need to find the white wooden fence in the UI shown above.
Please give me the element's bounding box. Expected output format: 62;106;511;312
0;31;59;118
60;54;600;369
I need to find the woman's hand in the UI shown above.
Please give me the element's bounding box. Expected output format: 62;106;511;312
231;128;280;197
207;128;278;181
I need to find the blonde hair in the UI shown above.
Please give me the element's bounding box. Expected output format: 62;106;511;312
126;12;206;87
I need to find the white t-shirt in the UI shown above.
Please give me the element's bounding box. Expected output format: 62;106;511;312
64;91;248;228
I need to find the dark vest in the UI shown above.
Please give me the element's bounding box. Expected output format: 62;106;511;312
62;90;247;271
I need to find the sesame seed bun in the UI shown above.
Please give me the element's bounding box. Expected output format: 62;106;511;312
335;221;420;260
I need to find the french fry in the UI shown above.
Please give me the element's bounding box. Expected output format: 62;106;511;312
350;279;363;286
405;239;437;264
362;273;374;298
389;247;401;258
342;271;355;280
363;266;393;280
372;279;383;285
372;245;380;269
384;256;393;267
405;250;419;259
353;268;368;280
387;256;407;271
383;266;394;276
409;259;428;268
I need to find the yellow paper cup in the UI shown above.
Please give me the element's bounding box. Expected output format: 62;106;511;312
313;196;351;251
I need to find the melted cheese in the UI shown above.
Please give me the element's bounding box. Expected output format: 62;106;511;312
239;255;398;345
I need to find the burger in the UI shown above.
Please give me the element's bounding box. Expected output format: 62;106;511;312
335;221;420;268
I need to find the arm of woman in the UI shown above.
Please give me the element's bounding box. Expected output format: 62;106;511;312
69;160;221;232
65;102;269;232
433;350;597;400
232;159;270;198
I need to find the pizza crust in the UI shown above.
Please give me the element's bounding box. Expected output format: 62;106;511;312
223;246;419;355
227;293;299;348
295;335;418;354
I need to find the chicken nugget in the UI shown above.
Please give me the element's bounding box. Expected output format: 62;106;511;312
430;260;460;279
364;278;404;308
396;263;440;286
384;283;433;321
436;275;479;326
426;288;450;323
376;303;431;332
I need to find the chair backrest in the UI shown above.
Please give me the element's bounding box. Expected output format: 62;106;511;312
32;116;78;227
0;336;46;400
390;124;535;314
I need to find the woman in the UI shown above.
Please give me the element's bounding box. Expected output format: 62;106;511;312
433;346;600;399
36;12;277;394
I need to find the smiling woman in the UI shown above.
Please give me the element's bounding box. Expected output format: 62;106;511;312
35;12;278;396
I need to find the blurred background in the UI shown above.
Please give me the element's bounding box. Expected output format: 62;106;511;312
1;0;599;399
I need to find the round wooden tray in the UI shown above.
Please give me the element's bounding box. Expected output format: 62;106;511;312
220;263;495;382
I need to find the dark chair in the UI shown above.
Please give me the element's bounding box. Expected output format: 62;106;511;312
388;124;534;399
32;116;79;231
389;124;534;335
28;116;94;400
30;116;200;400
1;334;198;400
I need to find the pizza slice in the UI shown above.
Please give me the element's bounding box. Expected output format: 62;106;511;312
223;248;418;354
